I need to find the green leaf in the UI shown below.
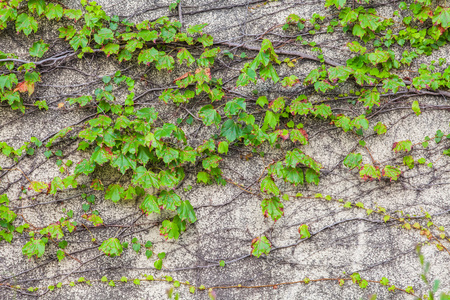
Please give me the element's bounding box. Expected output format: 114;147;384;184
29;40;49;58
15;13;38;36
74;159;95;175
224;98;246;117
220;119;242;142
251;236;271;258
112;153;137;174
136;107;158;123
392;140;412;153
105;184;124;203
132;166;160;189
359;89;380;109
264;111;278;129
412;100;421;116
99;238;123;257
382;165;401;181
28;0;46;16
138;29;158;42
64;9;83;21
359;164;381;181
432;7;450;29
305;168;320;185
298;224;311;239
177;48;195;66
328;66;353;83
218;141;229;155
22;238;46;258
138;48;161;65
160;219;180;240
0;74;18;92
140;195;160;215
94;28;114;45
261;196;284;221
45;3;63;20
343;153;362;169
197;171;210;184
158;190;181;211
403;156;414;169
177;200;197;223
260;176;280;195
374;122;387;135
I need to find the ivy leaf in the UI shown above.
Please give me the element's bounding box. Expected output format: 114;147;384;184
261;196;284;221
284;167;304;185
74;159;95;175
160;219;180;240
260;176;280;195
290;129;308;145
382;165;401;181
259;63;279;83
138;29;158;42
305;168;320;185
311;104;332;118
359;89;380;109
158;190;181;211
90;146;112;165
224;98;246;117
392;140;412;153
138;48;161;65
298;224;311;239
22;238;46;259
256;96;268;108
45;3;63;20
368;50;390;65
382;77;405;93
251;236;271;258
187;23;208;34
328;66;353;83
412;101;421;116
16;13;38;36
94;28;114;45
432;7;450;29
334;116;353;132
40;224;64;240
202;155;222;171
374;122;387;135
197;171;210;184
105;184;124;203
177;200;197;223
198;34;214;47
220;120;242;142
64;9;83;21
289;96;313;116
359;164;381;181
28;0;46;16
0;74;18;92
99;238;123;257
351;115;369;130
218;142;229;155
112;153;136;174
29;40;49;58
325;0;346;9
177;48;195;66
139;195;160;215
102;43;120;57
136;107;158;123
343;153;362;169
359;13;380;31
132;166;160;189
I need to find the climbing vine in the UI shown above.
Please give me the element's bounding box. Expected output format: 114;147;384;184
1;0;450;298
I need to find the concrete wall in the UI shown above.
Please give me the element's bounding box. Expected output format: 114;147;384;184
0;0;449;299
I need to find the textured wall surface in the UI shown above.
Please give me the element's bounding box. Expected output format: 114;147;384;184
1;0;450;299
